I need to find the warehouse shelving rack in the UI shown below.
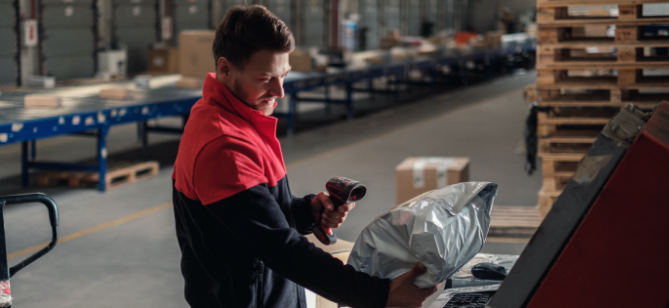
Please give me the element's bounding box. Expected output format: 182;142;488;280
526;0;668;214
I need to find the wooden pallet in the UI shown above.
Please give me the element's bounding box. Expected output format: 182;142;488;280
543;170;576;191
531;85;668;105
537;0;669;6
538;25;669;44
538;4;669;23
536;99;661;107
536;106;617;136
539;153;583;192
539;153;584;192
537;45;669;67
537;189;561;216
488;206;544;237
537;67;669;87
538;105;620;119
525;84;538;102
541;155;582;173
538;135;596;155
38;161;159;189
525;83;666;106
538;122;605;138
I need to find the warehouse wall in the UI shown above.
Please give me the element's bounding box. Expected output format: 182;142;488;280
113;0;159;74
39;0;97;80
0;0;17;85
469;0;535;33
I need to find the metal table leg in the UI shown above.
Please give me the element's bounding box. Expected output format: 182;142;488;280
140;121;148;159
30;140;36;160
368;77;375;100
97;126;109;192
346;82;354;121
324;86;332;115
21;142;29;187
485;54;494;80
394;74;401;102
459;61;468;86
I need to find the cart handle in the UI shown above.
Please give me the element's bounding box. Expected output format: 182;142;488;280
0;193;59;277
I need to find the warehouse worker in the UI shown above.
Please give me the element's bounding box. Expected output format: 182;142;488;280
171;5;437;308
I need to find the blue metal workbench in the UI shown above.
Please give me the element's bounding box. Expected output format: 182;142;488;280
0;84;201;191
0;42;535;191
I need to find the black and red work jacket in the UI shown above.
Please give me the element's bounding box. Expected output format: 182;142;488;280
172;73;390;308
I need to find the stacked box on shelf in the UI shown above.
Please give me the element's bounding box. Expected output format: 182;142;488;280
531;0;669;214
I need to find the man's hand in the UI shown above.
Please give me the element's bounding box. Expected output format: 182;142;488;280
386;263;438;308
310;191;355;229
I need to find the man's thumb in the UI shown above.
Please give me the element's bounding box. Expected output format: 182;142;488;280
409;262;427;278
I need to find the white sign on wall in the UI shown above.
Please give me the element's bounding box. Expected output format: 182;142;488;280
24;19;38;47
162;17;172;40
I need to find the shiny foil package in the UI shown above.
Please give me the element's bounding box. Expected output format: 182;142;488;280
347;182;497;288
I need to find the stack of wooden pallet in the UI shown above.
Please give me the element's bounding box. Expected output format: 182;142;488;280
529;0;668;215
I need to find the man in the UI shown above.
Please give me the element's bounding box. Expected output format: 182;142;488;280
172;5;436;308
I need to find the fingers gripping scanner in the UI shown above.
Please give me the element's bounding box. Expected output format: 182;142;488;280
313;177;366;246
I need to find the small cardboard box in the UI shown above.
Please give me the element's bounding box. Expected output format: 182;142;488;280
100;88;134;100
305;234;354;308
289;51;313;72
485;31;504;49
178;30;216;78
24;94;62;107
148;47;179;73
395;157;470;205
175;77;203;89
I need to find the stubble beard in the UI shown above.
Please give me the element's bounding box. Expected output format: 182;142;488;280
232;78;275;116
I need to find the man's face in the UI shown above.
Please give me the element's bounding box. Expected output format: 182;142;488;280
219;50;291;116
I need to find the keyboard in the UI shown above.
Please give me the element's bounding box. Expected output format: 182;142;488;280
441;291;494;308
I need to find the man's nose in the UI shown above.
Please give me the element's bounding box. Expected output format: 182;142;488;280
269;78;284;99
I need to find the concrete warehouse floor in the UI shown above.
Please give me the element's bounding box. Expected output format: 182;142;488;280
0;72;539;307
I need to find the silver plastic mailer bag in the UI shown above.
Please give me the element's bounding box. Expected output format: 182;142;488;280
347;182;497;288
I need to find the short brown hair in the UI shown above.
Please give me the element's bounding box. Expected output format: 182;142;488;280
213;5;295;70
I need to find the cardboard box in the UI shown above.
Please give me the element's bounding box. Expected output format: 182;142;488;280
100;88;134;100
380;29;402;49
178;30;216;78
305;234;354;308
148;47;179;73
395;157;470;205
485;31;504;49
572;25;609;38
289;51;313;72
175;77;203;89
24;94;62;107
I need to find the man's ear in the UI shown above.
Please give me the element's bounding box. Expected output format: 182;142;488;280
217;57;232;80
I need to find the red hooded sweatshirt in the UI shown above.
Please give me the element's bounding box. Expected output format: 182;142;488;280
171;73;389;308
173;73;286;205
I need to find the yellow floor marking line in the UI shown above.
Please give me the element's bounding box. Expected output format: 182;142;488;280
8;202;172;260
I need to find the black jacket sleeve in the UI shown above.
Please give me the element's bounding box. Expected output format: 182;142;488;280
291;193;318;235
205;184;390;308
